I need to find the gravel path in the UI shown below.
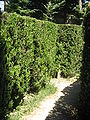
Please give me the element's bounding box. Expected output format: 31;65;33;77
21;77;80;120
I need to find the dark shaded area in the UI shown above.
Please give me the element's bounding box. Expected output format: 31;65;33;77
79;7;90;120
0;11;11;120
45;81;80;120
6;0;83;24
0;11;7;119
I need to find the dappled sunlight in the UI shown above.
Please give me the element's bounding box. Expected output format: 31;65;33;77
45;81;80;120
20;78;79;120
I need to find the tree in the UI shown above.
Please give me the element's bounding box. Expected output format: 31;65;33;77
65;0;85;24
79;0;83;12
6;0;85;24
43;0;85;24
4;0;7;11
7;0;30;14
6;0;48;18
43;0;66;21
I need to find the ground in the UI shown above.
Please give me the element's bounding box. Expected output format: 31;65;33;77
21;77;80;120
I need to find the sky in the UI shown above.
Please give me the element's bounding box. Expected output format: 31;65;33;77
85;0;90;2
0;1;4;12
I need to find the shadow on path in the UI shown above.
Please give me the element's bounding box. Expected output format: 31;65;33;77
0;12;9;119
45;81;80;120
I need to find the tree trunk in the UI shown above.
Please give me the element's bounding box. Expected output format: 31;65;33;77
4;0;6;11
57;69;61;80
79;0;82;12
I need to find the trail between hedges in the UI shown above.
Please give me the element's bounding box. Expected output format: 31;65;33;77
21;77;80;120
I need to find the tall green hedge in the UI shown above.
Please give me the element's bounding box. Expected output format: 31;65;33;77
29;19;58;91
79;7;90;120
0;13;58;118
56;25;84;77
0;13;34;117
0;13;84;118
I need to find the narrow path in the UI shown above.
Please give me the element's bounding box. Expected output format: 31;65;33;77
46;79;80;120
21;78;80;120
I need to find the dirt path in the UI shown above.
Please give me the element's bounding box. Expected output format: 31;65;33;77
21;77;80;120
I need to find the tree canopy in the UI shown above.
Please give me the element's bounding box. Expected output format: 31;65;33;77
6;0;86;24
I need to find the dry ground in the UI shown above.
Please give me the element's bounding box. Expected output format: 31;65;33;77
21;77;80;120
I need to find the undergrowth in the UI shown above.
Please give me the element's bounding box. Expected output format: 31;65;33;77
6;83;56;120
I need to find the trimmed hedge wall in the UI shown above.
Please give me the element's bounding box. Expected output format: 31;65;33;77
0;13;58;118
79;7;90;120
0;13;84;118
56;25;84;77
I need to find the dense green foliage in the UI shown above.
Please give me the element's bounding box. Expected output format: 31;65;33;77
0;13;58;118
7;0;30;13
56;24;84;77
0;13;84;118
7;83;56;120
0;13;34;118
79;7;90;120
6;0;84;24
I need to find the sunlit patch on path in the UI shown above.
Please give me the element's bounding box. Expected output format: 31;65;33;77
21;77;80;120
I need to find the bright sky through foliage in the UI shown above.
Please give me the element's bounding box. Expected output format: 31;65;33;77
0;1;4;12
85;0;89;2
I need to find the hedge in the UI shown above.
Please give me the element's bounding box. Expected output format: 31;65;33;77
0;12;84;118
0;13;58;118
56;25;84;77
79;7;90;120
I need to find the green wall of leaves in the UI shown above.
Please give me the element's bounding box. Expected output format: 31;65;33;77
0;12;84;117
56;24;84;77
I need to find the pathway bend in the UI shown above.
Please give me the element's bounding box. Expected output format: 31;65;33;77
21;77;80;120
